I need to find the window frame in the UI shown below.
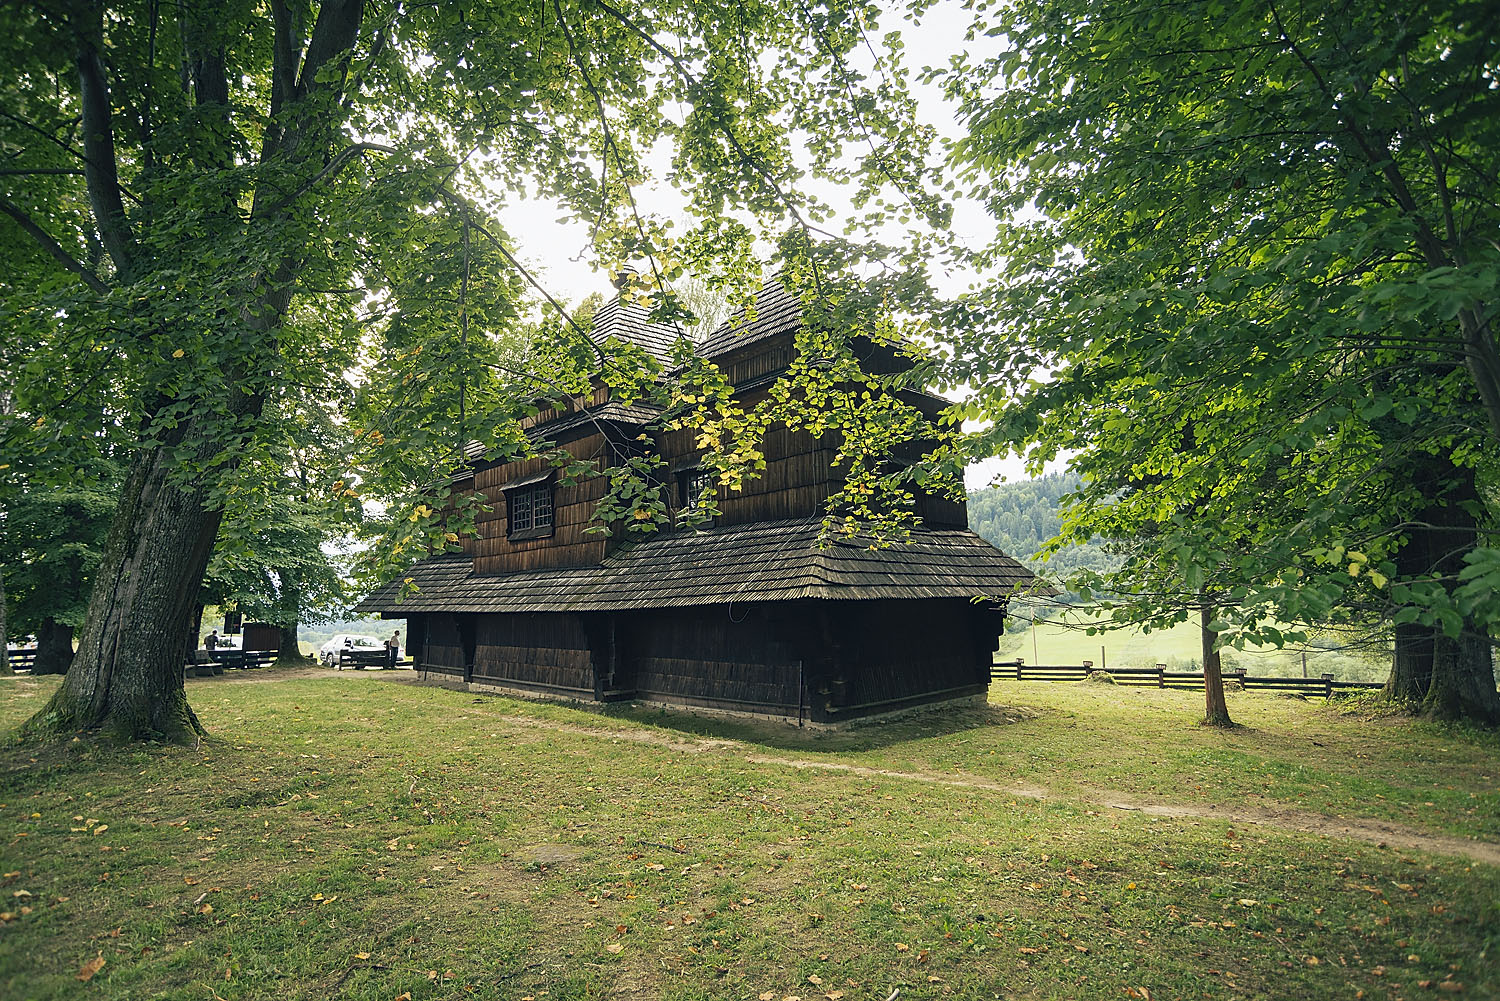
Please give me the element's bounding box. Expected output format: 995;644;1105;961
504;476;556;541
677;466;717;520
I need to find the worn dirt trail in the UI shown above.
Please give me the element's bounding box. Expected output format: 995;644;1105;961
329;671;1500;867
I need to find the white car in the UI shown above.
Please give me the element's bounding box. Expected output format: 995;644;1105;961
319;634;385;666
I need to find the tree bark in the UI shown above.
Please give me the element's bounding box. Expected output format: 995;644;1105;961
31;618;75;676
25;440;224;741
1200;601;1233;727
0;563;9;676
1383;459;1498;722
1423;624;1499;725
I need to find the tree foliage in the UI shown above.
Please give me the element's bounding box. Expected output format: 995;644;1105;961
943;0;1500;720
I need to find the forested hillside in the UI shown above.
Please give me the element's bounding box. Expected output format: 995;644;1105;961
967;472;1116;577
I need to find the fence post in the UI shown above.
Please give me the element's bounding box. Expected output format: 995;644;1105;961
1016;661;1023;681
1157;665;1165;689
1322;672;1334;699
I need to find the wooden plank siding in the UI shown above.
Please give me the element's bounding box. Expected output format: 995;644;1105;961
621;605;808;715
471;613;594;694
472;437;611;575
421;613;468;678
814;600;994;719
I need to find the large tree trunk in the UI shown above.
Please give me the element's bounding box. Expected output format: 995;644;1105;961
1387;621;1434;702
25;443;223;741
1383;459;1498;721
1386;506;1436;702
31;618;76;676
1200;600;1233;727
1423;625;1499;724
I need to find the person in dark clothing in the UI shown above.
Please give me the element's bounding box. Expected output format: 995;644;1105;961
205;630;220;651
387;631;400;668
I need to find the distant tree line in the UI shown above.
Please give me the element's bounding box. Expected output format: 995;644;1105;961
967;473;1117;579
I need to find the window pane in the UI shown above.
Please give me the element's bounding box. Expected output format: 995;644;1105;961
532;484;553;527
510;487;532;532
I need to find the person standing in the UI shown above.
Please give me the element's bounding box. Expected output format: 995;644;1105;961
387;631;400;668
205;630;220;652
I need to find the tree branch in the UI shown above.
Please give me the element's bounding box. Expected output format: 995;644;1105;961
72;9;137;281
0;196;110;294
263;141;398;215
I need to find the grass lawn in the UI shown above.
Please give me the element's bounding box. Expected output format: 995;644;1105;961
2;670;1496;1000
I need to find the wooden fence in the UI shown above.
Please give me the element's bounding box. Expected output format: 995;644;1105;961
6;646;414;676
990;659;1384;699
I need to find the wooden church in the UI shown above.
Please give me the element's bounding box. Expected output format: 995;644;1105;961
356;278;1037;722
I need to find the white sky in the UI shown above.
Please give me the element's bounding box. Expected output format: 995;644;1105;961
489;3;1044;487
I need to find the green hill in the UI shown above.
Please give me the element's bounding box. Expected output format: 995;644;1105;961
967;471;1115;577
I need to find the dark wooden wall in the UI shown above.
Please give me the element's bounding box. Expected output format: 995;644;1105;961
446;328;969;576
472;437;612;575
421;613;468;678
622;604;807;715
471;612;594;695
809;599;993;721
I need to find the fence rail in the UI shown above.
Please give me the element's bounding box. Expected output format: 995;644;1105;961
991;660;1383;699
7;647;414;676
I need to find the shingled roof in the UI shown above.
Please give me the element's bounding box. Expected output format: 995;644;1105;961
355;519;1038;616
589;296;689;366
698;275;803;359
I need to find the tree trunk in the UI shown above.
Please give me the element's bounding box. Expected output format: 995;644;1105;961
1387;621;1434;702
1200;601;1233;727
1386;508;1436;702
276;623;311;664
273;568;311;664
31;618;76;676
24;442;223;741
1423;623;1500;725
1384;459;1497;721
0;564;9;676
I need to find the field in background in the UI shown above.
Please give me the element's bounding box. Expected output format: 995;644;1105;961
998;606;1391;682
2;672;1496;1000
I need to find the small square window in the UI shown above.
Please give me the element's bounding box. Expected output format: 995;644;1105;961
506;480;555;539
678;467;716;514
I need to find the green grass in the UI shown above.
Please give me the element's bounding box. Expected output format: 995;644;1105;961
1000;609;1391;681
2;673;1497;1000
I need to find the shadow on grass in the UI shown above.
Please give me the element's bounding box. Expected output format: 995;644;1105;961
586;699;1042;752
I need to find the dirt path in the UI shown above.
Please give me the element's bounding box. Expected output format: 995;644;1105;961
327;671;1500;867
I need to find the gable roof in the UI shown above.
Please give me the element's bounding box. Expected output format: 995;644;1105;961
588;296;688;366
698;275;803;359
355;519;1039;616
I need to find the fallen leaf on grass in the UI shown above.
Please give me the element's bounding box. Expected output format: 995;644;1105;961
605;943;623;954
77;955;106;981
355;952;371;960
759;992;777;1000
807;975;823;985
394;993;412;1001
